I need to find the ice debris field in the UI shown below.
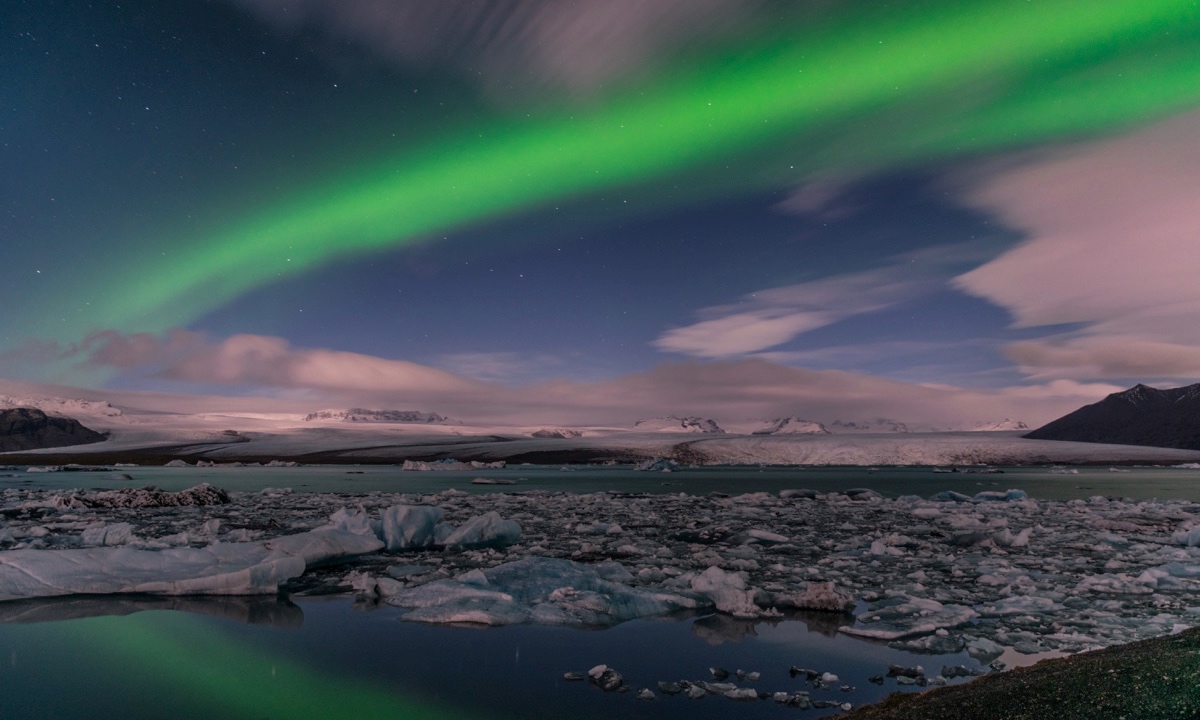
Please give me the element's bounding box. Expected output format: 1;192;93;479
3;481;1200;661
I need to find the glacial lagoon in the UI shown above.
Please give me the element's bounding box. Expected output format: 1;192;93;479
2;462;1200;718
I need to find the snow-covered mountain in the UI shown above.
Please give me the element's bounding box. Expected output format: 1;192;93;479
633;416;725;433
0;395;123;419
751;417;830;435
303;408;458;424
966;419;1029;432
530;428;584;439
828;418;909;433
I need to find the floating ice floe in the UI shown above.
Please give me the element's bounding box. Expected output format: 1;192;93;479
379;556;710;627
0;528;382;601
632;457;680;472
0;491;525;602
840;594;977;640
6;481;1200;657
401;459;506;471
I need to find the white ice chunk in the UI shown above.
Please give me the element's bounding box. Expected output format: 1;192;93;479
770;581;856;612
385;557;709;627
378;505;444;550
80;522;135;547
978;595;1062;616
1172;525;1200;547
993;527;1032;548
840;595;977;640
690;566;760;617
973;489;1029;502
1074;573;1155;595
442;511;521;550
0;529;382;601
322;507;376;537
745;529;789;544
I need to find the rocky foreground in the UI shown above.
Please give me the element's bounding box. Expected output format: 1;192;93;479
842;624;1200;719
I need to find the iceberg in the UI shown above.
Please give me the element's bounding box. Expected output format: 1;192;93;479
840;595;978;640
377;505;444;551
972;489;1029;502
442;511;522;550
0;528;382;601
383;557;711;627
690;566;760;617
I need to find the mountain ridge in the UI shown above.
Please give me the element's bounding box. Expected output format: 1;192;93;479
1024;383;1200;450
0;407;108;452
303;408;459;425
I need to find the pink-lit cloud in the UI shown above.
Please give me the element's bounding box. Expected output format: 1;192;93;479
1004;337;1200;381
35;329;1116;428
80;330;489;397
654;266;923;357
953;110;1200;382
654;245;989;358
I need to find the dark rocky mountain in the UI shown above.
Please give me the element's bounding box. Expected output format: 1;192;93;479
1024;383;1200;450
0;407;107;452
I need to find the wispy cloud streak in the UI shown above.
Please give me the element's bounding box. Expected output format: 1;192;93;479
654;245;990;358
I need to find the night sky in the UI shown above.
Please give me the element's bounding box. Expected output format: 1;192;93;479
4;0;1200;426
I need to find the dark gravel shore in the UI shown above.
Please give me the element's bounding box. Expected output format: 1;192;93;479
845;625;1200;720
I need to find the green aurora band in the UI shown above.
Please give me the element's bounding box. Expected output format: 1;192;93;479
49;0;1200;342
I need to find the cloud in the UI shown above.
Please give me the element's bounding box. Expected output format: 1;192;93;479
775;177;861;221
953;110;1200;381
25;329;1112;428
225;0;759;98
654;267;919;357
72;330;488;398
1005;337;1200;380
655;311;836;358
654;245;991;358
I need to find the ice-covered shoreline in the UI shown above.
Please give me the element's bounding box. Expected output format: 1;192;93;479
4;481;1200;664
7;415;1200;467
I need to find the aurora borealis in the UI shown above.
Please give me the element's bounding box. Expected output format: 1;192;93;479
5;0;1200;424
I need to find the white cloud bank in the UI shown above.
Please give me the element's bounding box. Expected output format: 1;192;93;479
11;329;1117;428
954;110;1200;381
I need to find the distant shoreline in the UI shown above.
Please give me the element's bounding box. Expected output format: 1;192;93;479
4;448;1200;467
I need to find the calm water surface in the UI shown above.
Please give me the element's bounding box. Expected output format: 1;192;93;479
4;463;1200;500
0;596;982;720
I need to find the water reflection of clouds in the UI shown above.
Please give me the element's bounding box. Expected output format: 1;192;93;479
690;613;759;645
690;609;847;646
